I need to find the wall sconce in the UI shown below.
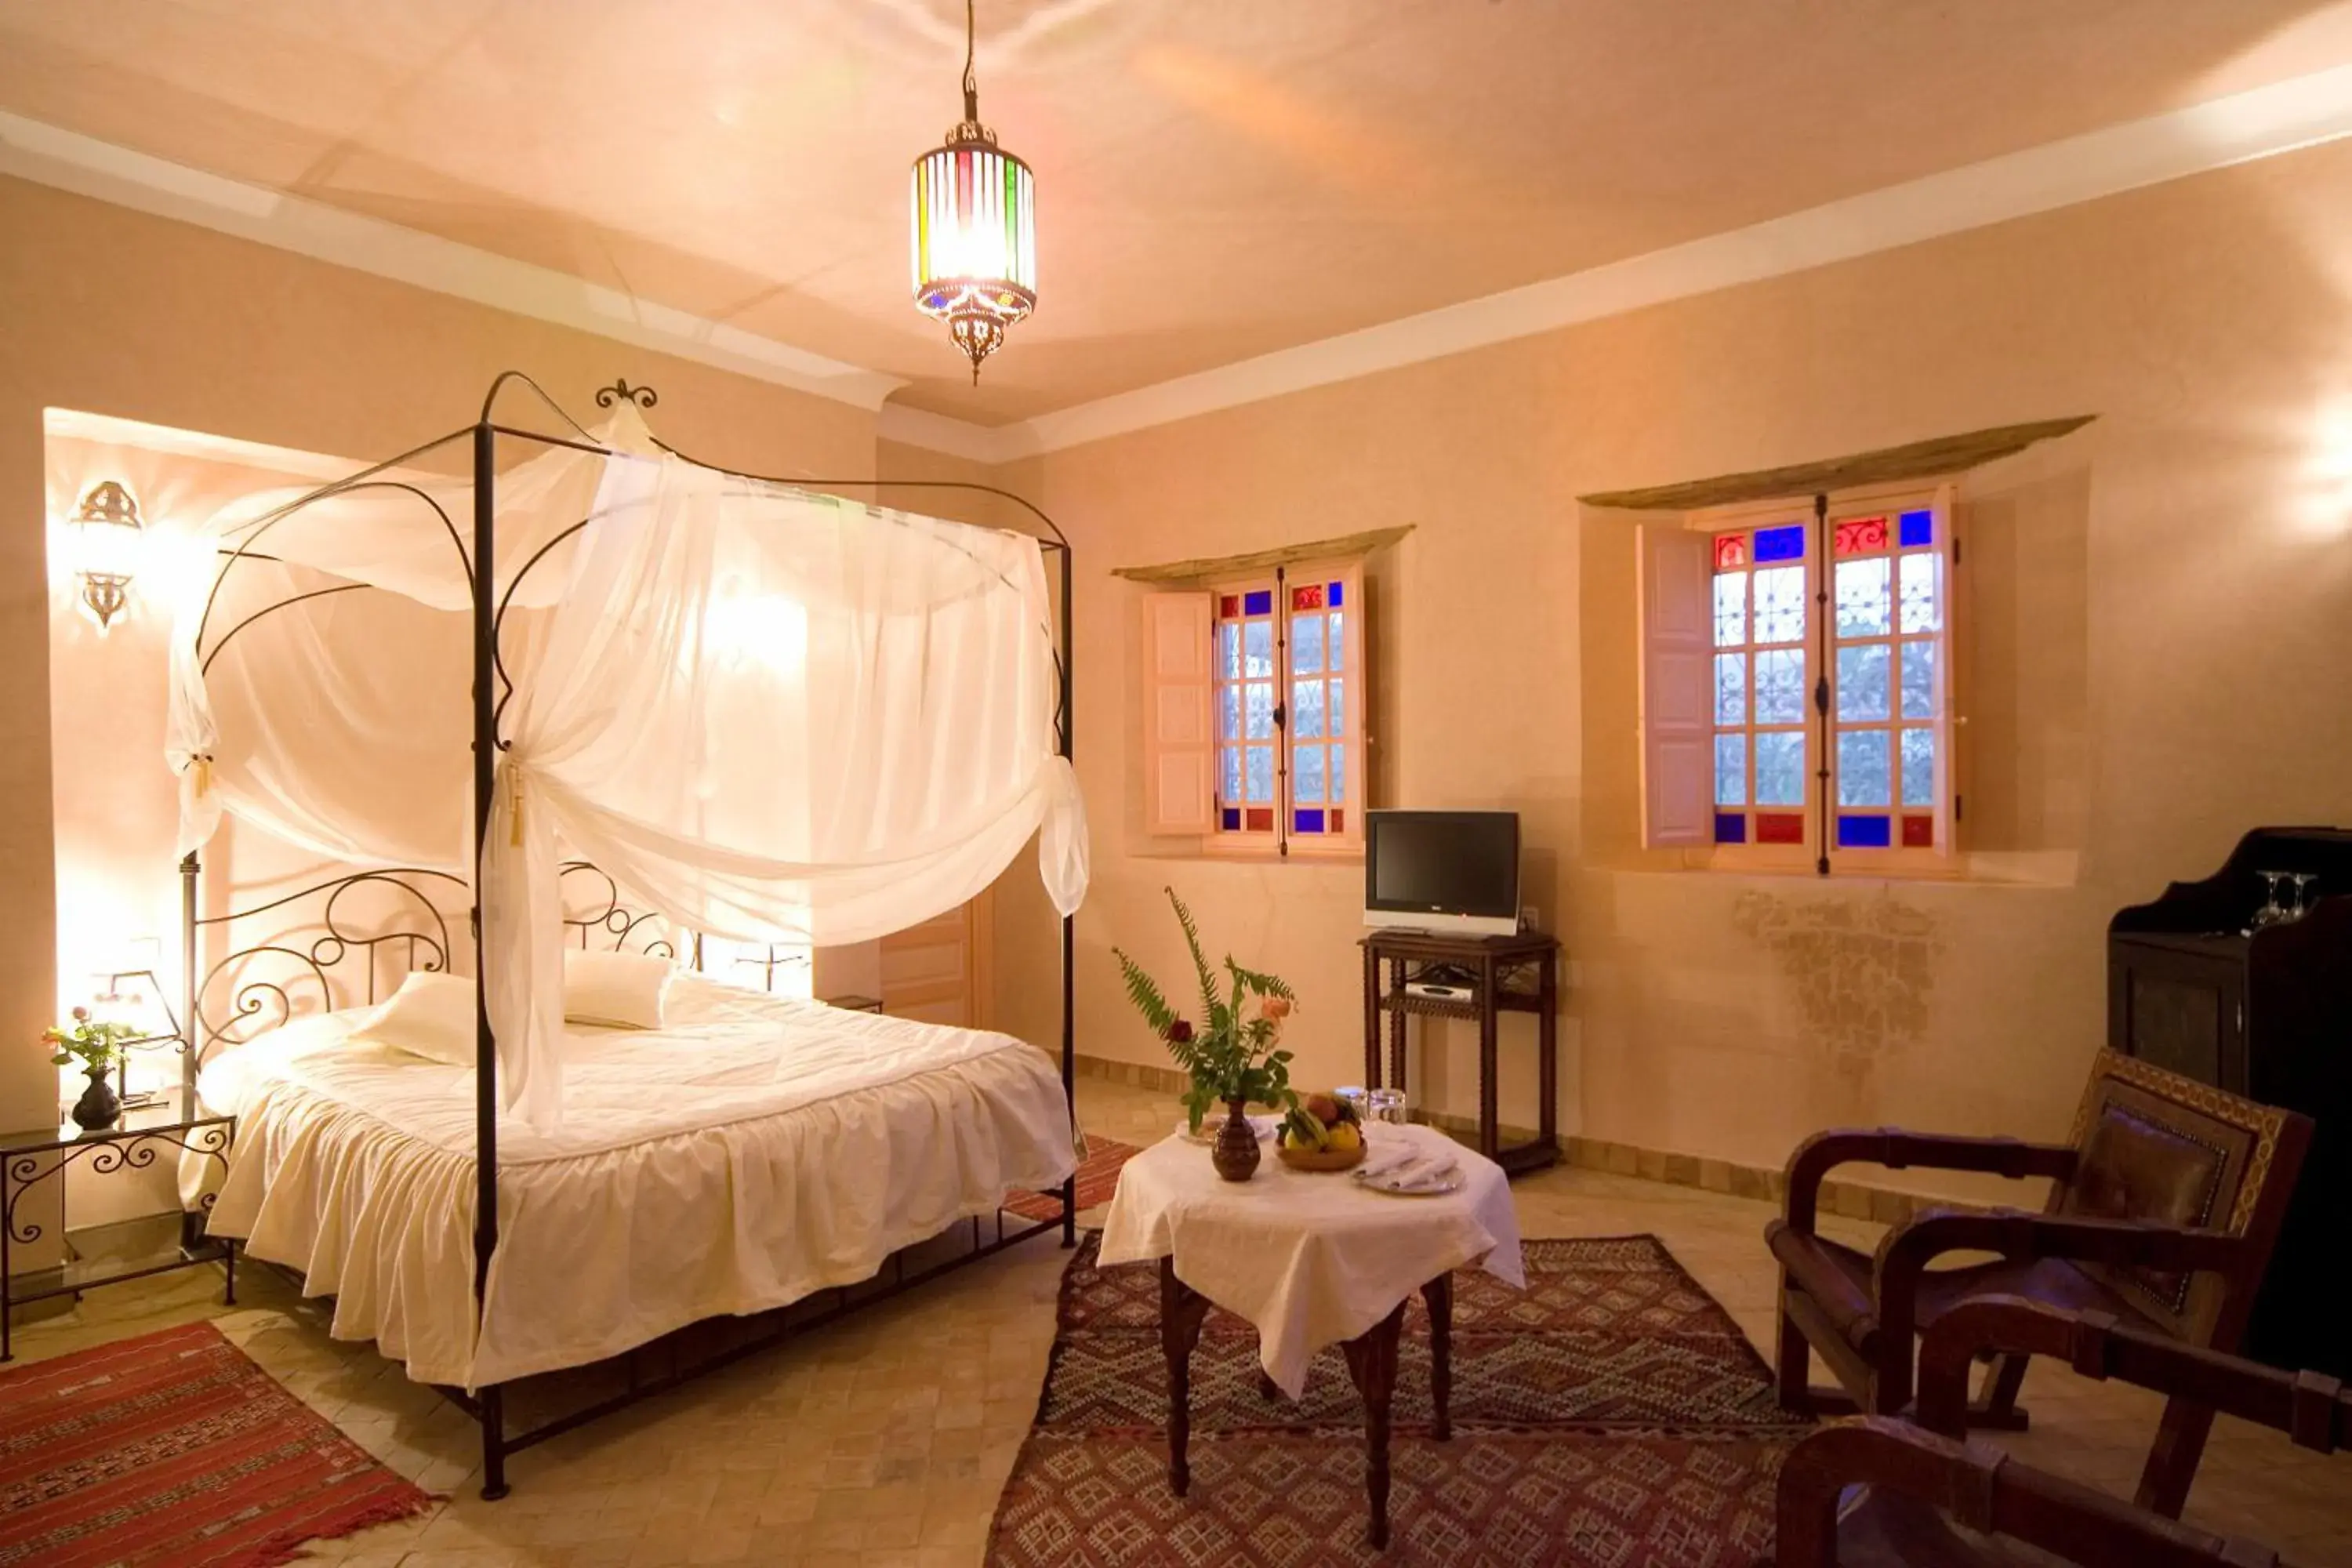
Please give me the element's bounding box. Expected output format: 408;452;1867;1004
68;479;143;632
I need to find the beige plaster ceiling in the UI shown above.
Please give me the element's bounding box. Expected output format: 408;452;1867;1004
5;1;2352;425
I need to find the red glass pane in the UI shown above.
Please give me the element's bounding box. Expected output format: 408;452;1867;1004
1291;584;1324;612
1756;812;1806;844
1244;808;1273;833
1218;595;1240;618
1834;517;1889;557
1713;534;1748;571
1901;815;1934;848
1329;808;1343;833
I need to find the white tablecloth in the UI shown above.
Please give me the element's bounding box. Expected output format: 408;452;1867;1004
1098;1123;1524;1396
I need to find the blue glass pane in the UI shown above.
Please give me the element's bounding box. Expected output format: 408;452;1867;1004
1295;744;1326;803
1754;524;1806;562
1715;653;1746;725
1292;614;1325;675
1328;580;1344;608
1243;589;1272;616
1220;807;1241;831
1292;678;1325;738
1898;509;1933;548
1715;733;1746;807
1294;808;1326;833
1837;730;1891;806
1755;731;1805;806
1715;812;1748;844
1837;813;1892;848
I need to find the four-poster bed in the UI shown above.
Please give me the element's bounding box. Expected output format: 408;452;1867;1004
168;373;1083;1498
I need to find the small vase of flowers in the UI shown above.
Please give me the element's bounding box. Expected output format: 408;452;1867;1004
1113;887;1298;1181
48;1007;140;1132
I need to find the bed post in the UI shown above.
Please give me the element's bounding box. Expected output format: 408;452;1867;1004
1057;537;1076;1250
180;851;199;1110
470;417;510;1502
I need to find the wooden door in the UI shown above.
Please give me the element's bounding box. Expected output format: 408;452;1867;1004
880;893;993;1028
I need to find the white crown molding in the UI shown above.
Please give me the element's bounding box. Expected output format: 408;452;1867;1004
12;60;2352;468
0;111;906;414
1012;62;2352;458
873;401;1023;464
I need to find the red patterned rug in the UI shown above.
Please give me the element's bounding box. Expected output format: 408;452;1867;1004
1004;1137;1142;1224
987;1234;1809;1566
0;1321;436;1568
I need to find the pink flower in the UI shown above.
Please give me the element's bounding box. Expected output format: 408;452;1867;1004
1259;996;1292;1021
1164;1019;1195;1045
70;1006;89;1022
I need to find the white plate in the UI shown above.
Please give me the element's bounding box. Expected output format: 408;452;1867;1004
1352;1163;1465;1196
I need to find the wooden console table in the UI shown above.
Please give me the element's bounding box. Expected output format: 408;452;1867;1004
1359;927;1560;1176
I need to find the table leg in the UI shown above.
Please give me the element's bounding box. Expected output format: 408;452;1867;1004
1160;1259;1213;1498
1340;1300;1407;1550
1258;1369;1283;1402
1387;958;1408;1097
1476;956;1501;1161
1363;942;1381;1091
1422;1272;1453;1442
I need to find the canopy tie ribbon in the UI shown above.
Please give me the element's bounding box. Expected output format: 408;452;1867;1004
509;771;526;848
191;756;212;798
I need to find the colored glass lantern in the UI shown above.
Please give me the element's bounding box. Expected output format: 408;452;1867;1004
68;479;143;632
910;1;1036;383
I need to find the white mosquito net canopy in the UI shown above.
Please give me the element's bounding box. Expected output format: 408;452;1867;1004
167;408;1087;1127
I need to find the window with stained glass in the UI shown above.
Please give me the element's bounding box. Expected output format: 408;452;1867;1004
1707;517;1813;851
1211;563;1363;848
1646;483;1958;871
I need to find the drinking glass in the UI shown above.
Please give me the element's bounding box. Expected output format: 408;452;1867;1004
2288;873;2320;922
2249;872;2289;932
1367;1087;1407;1126
1334;1085;1369;1124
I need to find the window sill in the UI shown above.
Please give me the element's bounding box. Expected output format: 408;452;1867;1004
1659;848;2078;887
1134;837;1365;866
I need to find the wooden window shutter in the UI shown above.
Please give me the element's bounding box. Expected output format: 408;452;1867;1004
1638;524;1714;848
1142;590;1215;835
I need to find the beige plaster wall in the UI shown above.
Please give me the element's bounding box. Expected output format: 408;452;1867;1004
1033;140;2352;1192
2;174;878;1175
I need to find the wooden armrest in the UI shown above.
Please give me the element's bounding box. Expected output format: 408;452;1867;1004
1777;1418;2281;1568
1781;1129;2079;1233
1919;1294;2352;1450
1867;1209;2246;1414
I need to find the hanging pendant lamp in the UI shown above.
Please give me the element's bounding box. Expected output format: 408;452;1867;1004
909;0;1036;383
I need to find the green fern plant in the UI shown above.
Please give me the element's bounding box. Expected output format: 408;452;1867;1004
1112;887;1299;1133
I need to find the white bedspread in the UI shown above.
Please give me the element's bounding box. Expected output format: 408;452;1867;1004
198;977;1074;1388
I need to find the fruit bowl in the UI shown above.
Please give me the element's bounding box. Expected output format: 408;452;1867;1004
1277;1142;1367;1173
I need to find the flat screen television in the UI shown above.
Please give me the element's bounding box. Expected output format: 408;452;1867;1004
1363;810;1521;938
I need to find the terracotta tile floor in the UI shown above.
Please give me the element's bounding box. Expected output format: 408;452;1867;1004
9;1079;2350;1566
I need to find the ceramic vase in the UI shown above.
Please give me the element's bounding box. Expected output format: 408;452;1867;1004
1211;1096;1260;1182
71;1063;122;1132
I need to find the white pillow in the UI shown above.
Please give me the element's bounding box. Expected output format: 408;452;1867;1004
348;970;476;1066
563;949;673;1030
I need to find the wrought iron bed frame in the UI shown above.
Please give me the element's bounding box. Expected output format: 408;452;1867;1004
179;372;1078;1499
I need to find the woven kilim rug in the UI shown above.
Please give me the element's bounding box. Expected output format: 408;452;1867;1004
1004;1138;1142;1224
986;1233;1810;1567
0;1320;436;1568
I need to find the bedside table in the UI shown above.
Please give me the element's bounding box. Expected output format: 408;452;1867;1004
2;1090;236;1360
823;993;884;1014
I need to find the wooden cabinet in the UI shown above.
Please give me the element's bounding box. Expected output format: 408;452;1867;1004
2110;827;2352;1377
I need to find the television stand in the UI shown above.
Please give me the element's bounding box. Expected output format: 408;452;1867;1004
1359;927;1560;1177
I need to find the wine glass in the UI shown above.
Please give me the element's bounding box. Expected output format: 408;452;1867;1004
2288;873;2321;922
2249;872;2289;932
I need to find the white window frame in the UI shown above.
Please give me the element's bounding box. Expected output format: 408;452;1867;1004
1136;558;1367;858
1640;479;1962;877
